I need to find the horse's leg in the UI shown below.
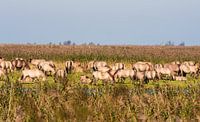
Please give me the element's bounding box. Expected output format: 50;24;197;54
66;68;69;74
183;72;186;77
122;77;126;84
170;73;174;80
103;80;107;85
44;71;48;76
91;77;97;85
22;75;27;81
181;70;184;76
157;73;161;80
20;75;24;80
110;80;114;85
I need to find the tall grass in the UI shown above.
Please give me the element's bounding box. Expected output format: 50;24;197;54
1;44;200;63
0;44;200;121
0;76;199;121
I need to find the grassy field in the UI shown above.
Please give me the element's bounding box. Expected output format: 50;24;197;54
1;44;200;63
0;44;200;121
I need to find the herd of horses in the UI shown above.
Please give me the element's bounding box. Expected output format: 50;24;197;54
0;57;199;84
81;61;198;84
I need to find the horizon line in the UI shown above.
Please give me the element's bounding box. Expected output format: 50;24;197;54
0;43;200;47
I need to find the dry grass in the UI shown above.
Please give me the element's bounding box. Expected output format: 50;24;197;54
0;79;199;121
1;44;200;63
0;44;200;121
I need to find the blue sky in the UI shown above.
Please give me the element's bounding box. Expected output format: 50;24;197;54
0;0;200;45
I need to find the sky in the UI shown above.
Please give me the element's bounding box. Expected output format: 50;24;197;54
0;0;200;45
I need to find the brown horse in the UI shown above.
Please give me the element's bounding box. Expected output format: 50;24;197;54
11;58;30;70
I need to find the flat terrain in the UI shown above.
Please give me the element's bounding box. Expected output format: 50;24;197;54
0;44;199;121
1;44;200;63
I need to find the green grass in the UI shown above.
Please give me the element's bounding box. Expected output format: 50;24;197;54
0;45;200;121
0;71;199;121
1;71;200;90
